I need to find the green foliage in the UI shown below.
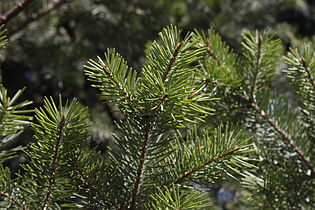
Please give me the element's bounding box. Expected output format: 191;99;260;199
2;22;315;209
19;97;90;209
150;185;211;210
85;49;138;105
0;25;254;209
0;26;33;164
193;28;240;88
194;27;315;209
0;86;33;164
0;25;7;51
241;31;283;100
82;25;253;209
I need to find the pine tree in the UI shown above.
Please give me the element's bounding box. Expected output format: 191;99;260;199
0;25;254;209
194;28;315;208
2;23;314;209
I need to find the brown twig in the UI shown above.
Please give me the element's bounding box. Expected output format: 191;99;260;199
100;62;133;102
73;160;121;209
243;96;315;176
162;41;184;83
204;38;218;61
129;126;150;210
300;57;315;93
8;0;69;38
150;94;168;112
0;0;35;25
41;115;66;210
172;146;240;185
0;191;27;210
129;42;184;209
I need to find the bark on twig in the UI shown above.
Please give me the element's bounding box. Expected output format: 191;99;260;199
8;0;69;38
0;0;35;25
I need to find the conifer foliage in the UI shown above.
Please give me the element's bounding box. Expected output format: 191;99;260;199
1;24;314;209
194;28;315;208
0;25;32;165
82;25;253;209
0;25;254;209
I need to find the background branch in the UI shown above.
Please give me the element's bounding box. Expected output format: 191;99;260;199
8;0;69;38
245;97;315;175
0;0;35;25
0;191;26;210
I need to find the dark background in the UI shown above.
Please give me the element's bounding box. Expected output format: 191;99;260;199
1;0;315;109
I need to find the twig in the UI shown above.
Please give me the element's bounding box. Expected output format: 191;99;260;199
171;146;240;185
100;62;133;102
41;115;66;210
204;38;218;61
8;0;69;38
243;96;315;176
129;126;150;210
73;160;121;209
129;41;184;209
0;0;35;25
300;57;315;93
162;41;184;83
0;191;27;210
150;94;168;112
250;36;263;102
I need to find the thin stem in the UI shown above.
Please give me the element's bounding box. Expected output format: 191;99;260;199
100;62;133;102
128;41;184;209
245;98;315;175
204;38;218;61
300;57;315;93
250;36;263;102
8;0;69;38
150;94;168;112
0;191;27;210
172;146;240;185
148;163;175;168
129;127;150;210
0;0;35;25
73;161;121;209
41;115;66;210
162;41;184;83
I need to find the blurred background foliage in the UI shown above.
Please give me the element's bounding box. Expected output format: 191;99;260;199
1;0;315;208
2;0;315;107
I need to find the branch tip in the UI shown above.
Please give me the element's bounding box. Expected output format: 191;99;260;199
258;36;263;46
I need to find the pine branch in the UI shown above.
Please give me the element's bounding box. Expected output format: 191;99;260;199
172;146;240;185
244;97;315;175
85;52;137;105
162;41;184;83
41;115;66;210
100;62;133;102
195;29;240;88
300;57;315;93
0;191;27;210
0;86;33;151
129;41;185;209
0;0;35;25
203;38;218;61
72;160;121;209
150;185;210;209
150;94;168;112
129;126;150;209
8;0;70;38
